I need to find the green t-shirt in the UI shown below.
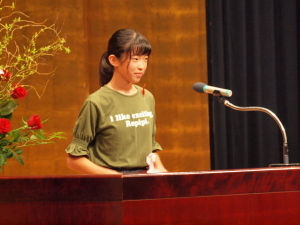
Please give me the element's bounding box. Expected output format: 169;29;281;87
65;85;162;169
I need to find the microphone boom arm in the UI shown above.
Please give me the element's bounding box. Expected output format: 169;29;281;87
218;97;289;164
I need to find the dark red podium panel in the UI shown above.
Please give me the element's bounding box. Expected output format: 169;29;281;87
1;167;300;224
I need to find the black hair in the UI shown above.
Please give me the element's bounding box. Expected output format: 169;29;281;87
99;29;152;86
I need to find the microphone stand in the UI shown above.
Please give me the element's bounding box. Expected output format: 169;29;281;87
217;95;300;167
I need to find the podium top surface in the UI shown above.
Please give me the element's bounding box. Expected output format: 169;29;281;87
1;167;300;201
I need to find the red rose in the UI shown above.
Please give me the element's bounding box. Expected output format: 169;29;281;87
11;84;27;99
0;69;11;81
0;118;11;134
27;115;43;130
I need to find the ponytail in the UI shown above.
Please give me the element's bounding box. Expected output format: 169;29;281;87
99;51;113;86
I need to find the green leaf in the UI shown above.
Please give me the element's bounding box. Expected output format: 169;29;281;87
1;113;13;120
0;100;18;116
37;133;46;140
23;131;30;137
11;130;21;142
51;132;67;139
15;155;24;165
41;118;50;123
30;135;38;140
64;47;71;53
15;149;23;155
0;154;6;167
13;17;21;23
6;151;13;159
0;139;9;146
20;136;30;143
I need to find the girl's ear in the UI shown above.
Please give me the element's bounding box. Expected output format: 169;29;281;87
108;55;119;66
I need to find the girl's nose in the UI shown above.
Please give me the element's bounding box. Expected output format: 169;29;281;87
138;61;146;69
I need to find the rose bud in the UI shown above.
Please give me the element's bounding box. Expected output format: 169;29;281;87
27;115;43;130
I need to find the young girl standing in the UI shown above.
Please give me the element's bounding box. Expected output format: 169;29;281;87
66;29;167;174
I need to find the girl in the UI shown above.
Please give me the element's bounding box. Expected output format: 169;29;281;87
66;29;167;174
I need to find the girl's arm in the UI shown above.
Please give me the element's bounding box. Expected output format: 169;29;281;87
67;154;121;175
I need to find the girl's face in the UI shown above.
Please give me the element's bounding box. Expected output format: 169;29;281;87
115;53;149;84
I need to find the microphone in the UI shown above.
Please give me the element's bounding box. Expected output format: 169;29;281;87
193;82;232;97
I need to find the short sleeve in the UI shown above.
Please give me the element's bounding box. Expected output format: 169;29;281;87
65;99;100;156
65;137;90;156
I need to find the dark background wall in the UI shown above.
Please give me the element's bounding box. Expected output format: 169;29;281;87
2;0;210;175
207;0;300;169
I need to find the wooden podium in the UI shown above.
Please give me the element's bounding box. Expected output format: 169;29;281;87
1;167;300;224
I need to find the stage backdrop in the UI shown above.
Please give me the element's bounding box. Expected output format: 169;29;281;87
207;0;300;169
1;0;210;175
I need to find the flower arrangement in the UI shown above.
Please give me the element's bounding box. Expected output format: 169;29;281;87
0;1;70;171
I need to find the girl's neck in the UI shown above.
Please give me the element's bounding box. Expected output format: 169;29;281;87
106;79;137;95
